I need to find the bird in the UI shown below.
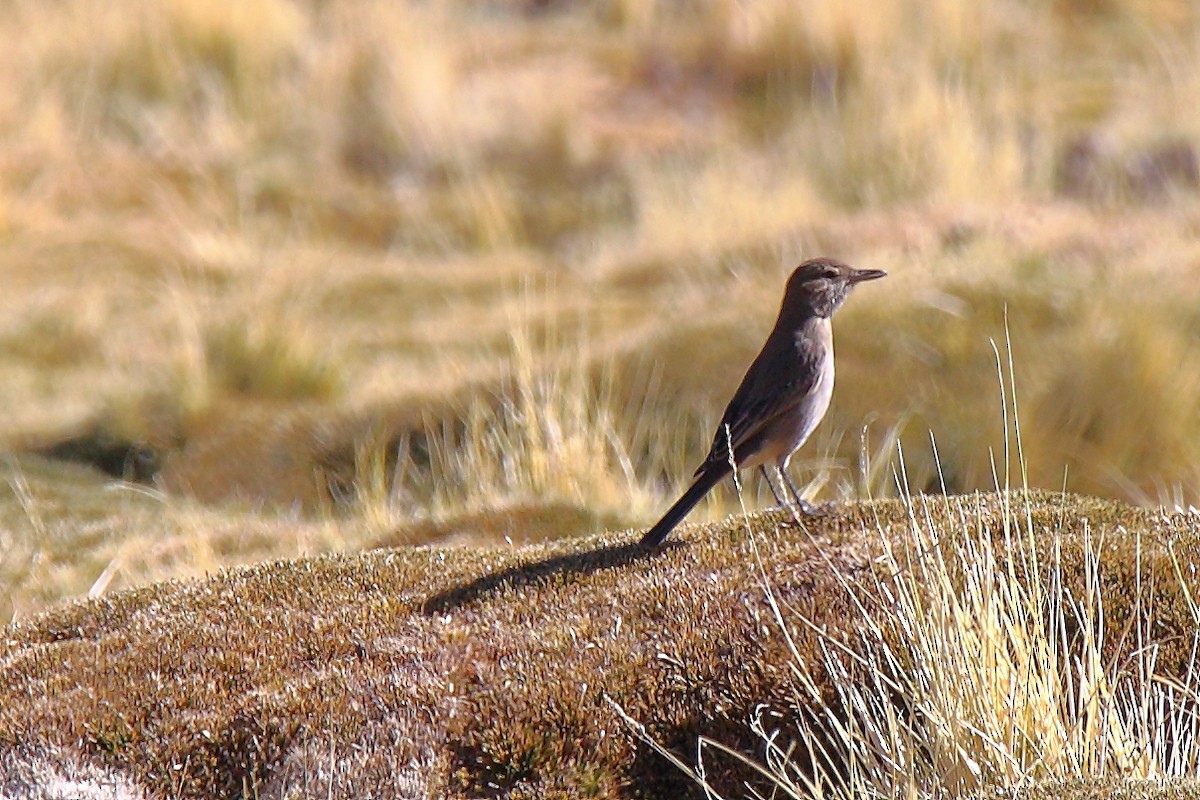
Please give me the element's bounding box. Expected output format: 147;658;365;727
639;258;886;548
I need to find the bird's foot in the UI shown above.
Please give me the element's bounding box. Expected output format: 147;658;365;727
775;499;835;526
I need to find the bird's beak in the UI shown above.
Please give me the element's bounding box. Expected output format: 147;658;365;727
848;268;887;284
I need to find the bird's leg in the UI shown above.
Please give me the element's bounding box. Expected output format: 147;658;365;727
761;465;805;525
780;466;818;515
759;465;787;507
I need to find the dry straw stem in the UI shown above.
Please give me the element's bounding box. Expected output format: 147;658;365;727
779;499;1200;797
3;491;1200;799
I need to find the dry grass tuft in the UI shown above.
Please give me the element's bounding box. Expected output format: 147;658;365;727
202;318;342;402
723;496;1200;797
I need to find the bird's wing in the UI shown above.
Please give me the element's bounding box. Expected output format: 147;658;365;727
696;347;822;474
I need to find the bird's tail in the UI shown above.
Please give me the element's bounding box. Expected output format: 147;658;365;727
639;465;728;549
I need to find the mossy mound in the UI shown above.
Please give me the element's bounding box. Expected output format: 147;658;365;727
2;492;1199;799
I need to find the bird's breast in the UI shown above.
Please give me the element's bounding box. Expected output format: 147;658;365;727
757;319;834;460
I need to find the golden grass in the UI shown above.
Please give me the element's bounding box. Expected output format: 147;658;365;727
744;498;1200;797
2;0;1200;624
0;456;349;624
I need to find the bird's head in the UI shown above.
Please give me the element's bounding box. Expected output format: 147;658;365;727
784;258;887;317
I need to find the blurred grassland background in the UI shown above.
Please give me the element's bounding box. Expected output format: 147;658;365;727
3;0;1200;622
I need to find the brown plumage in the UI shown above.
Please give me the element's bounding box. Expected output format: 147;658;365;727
640;258;886;548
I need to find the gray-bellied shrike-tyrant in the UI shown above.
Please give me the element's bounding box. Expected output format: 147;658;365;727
640;258;886;549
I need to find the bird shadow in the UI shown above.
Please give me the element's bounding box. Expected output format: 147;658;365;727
421;539;681;615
